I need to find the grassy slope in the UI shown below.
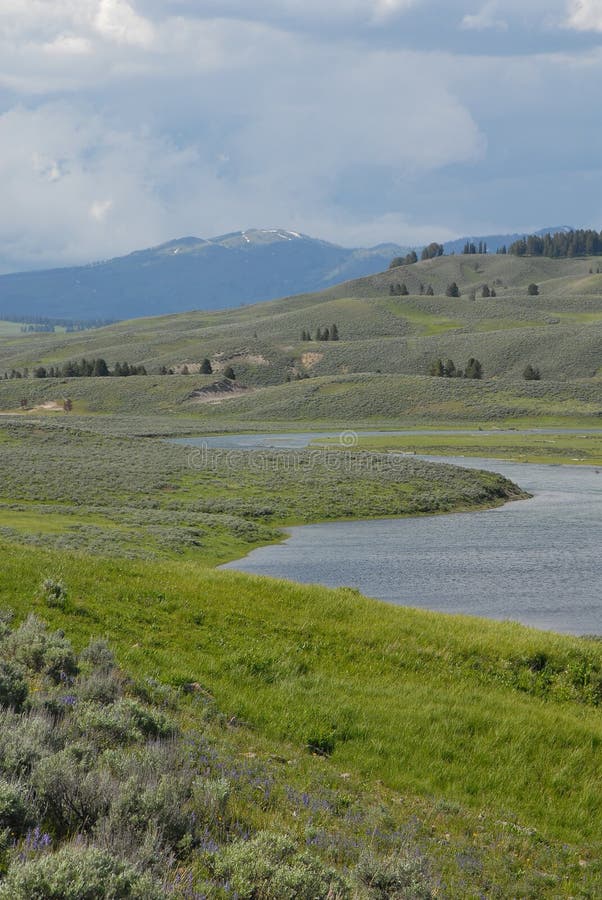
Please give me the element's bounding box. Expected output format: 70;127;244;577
1;542;601;868
0;254;601;384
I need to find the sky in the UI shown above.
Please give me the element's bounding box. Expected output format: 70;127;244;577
1;0;602;270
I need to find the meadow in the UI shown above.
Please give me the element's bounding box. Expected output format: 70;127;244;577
0;547;601;896
0;417;522;563
1;253;602;896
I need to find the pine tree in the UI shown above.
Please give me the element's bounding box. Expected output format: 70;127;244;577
425;285;434;296
481;284;490;298
429;358;445;376
200;358;213;374
331;323;339;341
400;283;409;296
445;282;460;298
224;366;236;380
527;283;539;296
464;357;483;379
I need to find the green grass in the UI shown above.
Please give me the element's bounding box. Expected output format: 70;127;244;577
1;254;602;385
0;418;523;562
1;542;602;869
345;431;602;465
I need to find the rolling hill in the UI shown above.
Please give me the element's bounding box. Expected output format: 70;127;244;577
1;253;601;381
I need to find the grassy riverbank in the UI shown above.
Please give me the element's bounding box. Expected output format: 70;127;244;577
329;430;602;466
0;543;601;895
0;418;524;563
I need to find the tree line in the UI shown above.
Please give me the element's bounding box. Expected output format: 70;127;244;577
507;229;602;258
32;358;147;378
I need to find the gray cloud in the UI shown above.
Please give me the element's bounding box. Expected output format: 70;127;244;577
0;0;601;269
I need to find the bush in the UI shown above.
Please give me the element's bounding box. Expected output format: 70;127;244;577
0;778;30;834
72;699;173;748
213;831;349;899
7;616;78;684
0;711;55;775
79;639;116;673
0;660;28;710
355;850;434;899
0;844;163;899
523;364;541;381
39;579;67;610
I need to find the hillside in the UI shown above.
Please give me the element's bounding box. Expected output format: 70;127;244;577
0;230;408;321
0;254;601;394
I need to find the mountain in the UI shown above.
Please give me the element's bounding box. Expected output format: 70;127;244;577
0;229;409;321
0;225;575;322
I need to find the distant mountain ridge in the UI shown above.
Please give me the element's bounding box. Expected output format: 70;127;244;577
0;225;573;321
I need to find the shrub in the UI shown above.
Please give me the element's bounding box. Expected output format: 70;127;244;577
0;711;55;775
7;616;78;683
31;749;111;835
72;699;173;748
79;639;116;673
0;778;30;834
355;850;434;899
0;844;163;899
39;579;68;610
0;660;28;710
213;831;349;899
523;364;541;381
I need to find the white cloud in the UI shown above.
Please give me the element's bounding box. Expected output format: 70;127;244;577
94;0;155;46
90;199;114;222
566;0;602;31
461;2;508;31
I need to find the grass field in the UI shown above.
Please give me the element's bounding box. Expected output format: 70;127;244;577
337;430;602;465
0;543;601;895
0;418;523;563
1;254;602;894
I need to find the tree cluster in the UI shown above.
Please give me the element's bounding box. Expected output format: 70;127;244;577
421;242;445;261
462;241;488;254
389;251;418;268
429;357;483;379
445;282;461;297
32;358;147;378
301;324;339;341
389;283;409;296
508;229;602;258
480;284;497;297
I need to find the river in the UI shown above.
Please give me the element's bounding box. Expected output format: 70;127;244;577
175;432;602;635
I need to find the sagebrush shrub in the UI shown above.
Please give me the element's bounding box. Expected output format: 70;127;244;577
0;660;28;711
0;844;164;899
355;850;434;899
0;778;31;835
39;579;68;609
213;831;350;899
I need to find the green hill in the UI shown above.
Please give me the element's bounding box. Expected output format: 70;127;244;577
1;254;601;389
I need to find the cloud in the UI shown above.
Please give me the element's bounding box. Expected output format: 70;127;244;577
461;2;508;31
94;0;155;46
566;0;602;31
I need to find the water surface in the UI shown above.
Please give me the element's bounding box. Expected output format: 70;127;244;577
176;432;602;634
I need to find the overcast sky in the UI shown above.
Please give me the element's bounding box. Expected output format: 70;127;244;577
1;0;602;270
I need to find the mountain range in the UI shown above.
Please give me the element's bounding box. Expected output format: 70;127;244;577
0;225;572;322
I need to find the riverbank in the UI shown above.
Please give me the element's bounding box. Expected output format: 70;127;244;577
1;539;601;897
